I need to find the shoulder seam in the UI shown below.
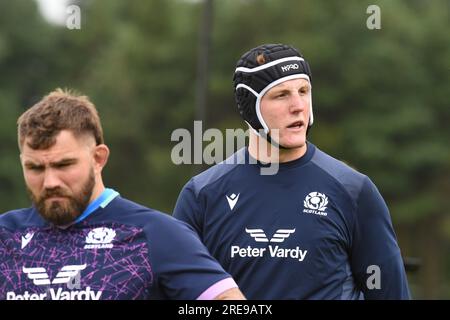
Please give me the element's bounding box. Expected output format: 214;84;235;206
191;149;247;198
310;149;367;207
310;162;366;210
194;163;242;198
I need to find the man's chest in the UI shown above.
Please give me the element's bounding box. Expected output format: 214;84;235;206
0;224;153;300
202;186;353;269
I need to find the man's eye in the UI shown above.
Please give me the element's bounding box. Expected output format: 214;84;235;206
29;166;44;172
300;87;310;95
55;163;71;169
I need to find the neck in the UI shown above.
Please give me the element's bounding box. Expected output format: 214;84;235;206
89;177;106;203
248;131;307;163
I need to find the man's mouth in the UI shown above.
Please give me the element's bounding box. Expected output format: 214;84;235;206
287;120;305;130
42;193;69;202
46;196;66;200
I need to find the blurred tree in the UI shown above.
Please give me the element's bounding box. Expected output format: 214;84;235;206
0;0;62;210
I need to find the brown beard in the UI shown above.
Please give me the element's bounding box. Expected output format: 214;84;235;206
28;169;96;226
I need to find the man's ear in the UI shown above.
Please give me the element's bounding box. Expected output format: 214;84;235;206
93;144;110;173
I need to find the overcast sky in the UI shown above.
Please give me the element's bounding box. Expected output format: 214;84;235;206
35;0;69;25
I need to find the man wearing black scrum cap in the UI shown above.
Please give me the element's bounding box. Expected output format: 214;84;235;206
174;44;410;299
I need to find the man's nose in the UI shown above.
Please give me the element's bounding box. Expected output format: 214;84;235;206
289;93;307;113
42;169;61;190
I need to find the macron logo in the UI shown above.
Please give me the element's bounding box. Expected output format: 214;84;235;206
226;193;240;210
21;232;34;249
280;63;299;72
